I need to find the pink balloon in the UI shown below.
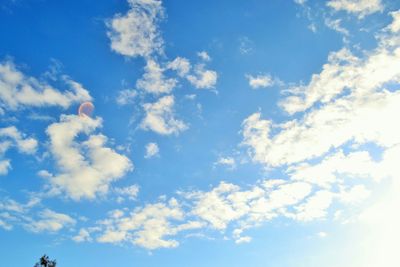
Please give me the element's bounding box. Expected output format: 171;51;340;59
78;102;94;117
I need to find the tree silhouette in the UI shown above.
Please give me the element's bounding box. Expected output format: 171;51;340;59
34;255;57;267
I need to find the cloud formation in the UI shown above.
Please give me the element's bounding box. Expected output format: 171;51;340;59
246;74;275;89
107;0;164;58
45;115;133;200
327;0;383;18
0;196;75;234
141;95;187;135
0;126;38;175
144;142;159;158
137;60;177;94
0;60;91;111
242;20;400;167
74;168;380;249
186;64;218;89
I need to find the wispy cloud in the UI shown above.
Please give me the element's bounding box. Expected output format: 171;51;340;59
327;0;383;18
0;126;37;175
141;95;187;135
144;142;159;158
0;59;91;111
107;0;164;58
245;73;279;89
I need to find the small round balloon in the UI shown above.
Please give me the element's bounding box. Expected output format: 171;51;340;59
78;102;94;117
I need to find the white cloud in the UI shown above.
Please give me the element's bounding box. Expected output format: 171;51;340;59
279;43;400;114
0;126;37;154
291;190;333;221
46;115;133;200
243;23;400;167
0;159;11;175
288;150;381;188
197;51;211;61
388;10;400;33
186;64;217;89
141;95;187;135
0;60;91;111
72;228;92;242
116;89;137;105
235;236;252;244
327;0;383;18
144;142;159;158
167;56;218;90
214;156;236;169
26;209;76;233
71;13;400;252
294;0;307;5
246;74;274;89
96;198;190;249
243;89;400;167
188;182;248;230
137;59;177;94
188;181;311;230
107;0;164;58
0;196;78;235
0;126;38;175
167;57;191;77
337;184;370;205
73;166;391;250
74;178;318;249
114;185;140;202
324;18;349;36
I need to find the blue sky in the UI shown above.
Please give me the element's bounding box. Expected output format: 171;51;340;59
1;0;400;266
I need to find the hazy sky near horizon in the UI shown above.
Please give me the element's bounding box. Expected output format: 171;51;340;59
1;0;400;266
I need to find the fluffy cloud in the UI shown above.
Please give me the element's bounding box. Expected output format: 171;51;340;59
135;55;217;95
72;228;93;242
26;209;76;233
214;156;236;169
167;57;191;77
75;178;332;248
0;196;76;234
280;44;400;115
95;198;194;249
141;95;187;135
114;184;140;202
388;10;400;33
0;60;91;111
116;89;137;105
324;18;349;36
243;90;400;167
167;56;217;89
327;0;383;18
246;74;274;89
197;51;211;61
189;181;313;231
243;20;400;167
0;126;37;175
0;126;37;154
45;115;133;200
107;0;164;58
144;142;159;158
288;150;382;188
136;60;177;94
290;190;334;221
72;157;398;251
186;64;217;89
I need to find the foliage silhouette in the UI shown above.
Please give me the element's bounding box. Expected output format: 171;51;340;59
34;255;57;267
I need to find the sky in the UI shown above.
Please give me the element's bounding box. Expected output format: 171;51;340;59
1;0;400;266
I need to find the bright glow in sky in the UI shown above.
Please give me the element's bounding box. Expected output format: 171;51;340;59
1;0;400;266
